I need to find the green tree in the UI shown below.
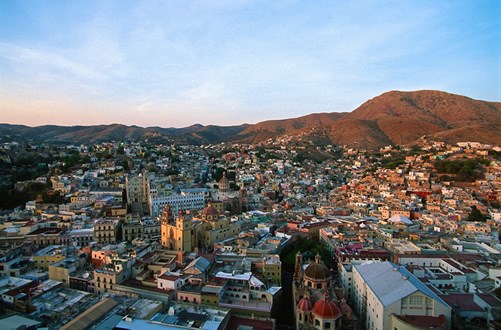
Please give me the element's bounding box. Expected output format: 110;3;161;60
468;205;486;222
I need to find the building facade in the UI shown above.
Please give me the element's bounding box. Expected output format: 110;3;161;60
160;202;241;253
352;261;451;330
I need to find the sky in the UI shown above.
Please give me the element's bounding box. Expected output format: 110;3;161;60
0;0;500;128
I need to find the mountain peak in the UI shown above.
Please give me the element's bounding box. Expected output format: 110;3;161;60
329;89;501;147
1;90;499;148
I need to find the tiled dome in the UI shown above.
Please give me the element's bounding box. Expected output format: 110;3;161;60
297;296;313;312
202;203;218;216
304;263;331;281
313;293;341;319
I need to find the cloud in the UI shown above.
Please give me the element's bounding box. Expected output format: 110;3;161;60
0;42;104;80
1;0;499;127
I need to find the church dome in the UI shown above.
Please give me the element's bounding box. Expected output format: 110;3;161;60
219;172;230;191
202;205;218;216
201;201;218;220
305;254;331;281
305;263;331;280
297;296;313;312
313;292;341;319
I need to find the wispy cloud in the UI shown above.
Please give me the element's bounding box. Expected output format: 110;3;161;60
0;0;499;127
0;42;104;80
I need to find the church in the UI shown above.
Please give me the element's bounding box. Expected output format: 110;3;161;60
211;172;249;215
293;252;353;329
160;201;241;253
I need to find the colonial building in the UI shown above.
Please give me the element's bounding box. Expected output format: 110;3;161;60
210;173;248;215
160;202;241;253
293;252;352;329
93;218;120;244
160;205;193;252
126;172;153;216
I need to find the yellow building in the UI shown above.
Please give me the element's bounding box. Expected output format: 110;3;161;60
161;205;193;252
93;218;120;244
161;202;241;253
94;266;124;294
262;255;282;286
33;246;66;270
48;258;81;286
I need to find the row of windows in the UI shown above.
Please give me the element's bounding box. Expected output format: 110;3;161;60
224;292;247;299
96;282;113;290
96;277;114;283
96;226;115;230
96;233;114;238
178;296;198;303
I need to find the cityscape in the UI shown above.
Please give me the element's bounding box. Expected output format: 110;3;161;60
1;1;500;330
0;127;500;329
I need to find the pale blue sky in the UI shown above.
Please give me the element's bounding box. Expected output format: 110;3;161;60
0;0;499;127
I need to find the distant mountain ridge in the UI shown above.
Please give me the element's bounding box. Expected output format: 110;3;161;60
330;90;501;147
1;90;500;148
0;123;251;145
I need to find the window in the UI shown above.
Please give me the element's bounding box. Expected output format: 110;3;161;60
410;295;422;305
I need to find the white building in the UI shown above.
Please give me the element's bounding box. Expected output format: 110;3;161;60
338;259;382;303
150;192;205;216
352;261;451;330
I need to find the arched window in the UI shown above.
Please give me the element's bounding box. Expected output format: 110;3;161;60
325;322;331;329
315;319;320;327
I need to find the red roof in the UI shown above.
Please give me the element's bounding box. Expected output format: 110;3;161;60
394;314;447;329
312;293;341;319
225;315;274;330
159;273;180;281
439;293;483;311
297;297;313;312
477;293;501;307
202;204;218;216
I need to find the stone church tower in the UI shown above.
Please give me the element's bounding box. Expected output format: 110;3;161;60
161;204;174;248
161;204;193;252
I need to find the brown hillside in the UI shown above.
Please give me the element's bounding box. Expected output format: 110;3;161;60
1;90;499;147
328;90;501;148
236;112;346;143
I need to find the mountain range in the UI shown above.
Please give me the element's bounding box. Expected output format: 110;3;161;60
1;90;500;149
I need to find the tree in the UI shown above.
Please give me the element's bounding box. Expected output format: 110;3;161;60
468;205;486;222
